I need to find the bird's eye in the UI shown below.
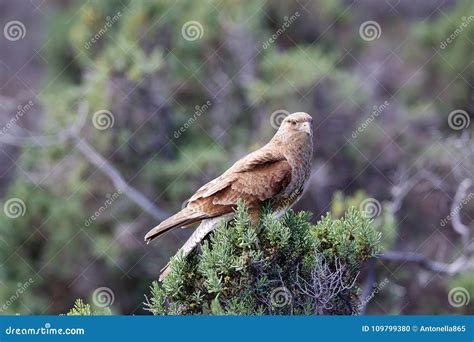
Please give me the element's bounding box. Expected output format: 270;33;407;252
290;121;297;126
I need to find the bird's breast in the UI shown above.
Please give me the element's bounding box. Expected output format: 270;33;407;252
273;183;305;213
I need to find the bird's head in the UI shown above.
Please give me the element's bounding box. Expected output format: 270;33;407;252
273;112;313;143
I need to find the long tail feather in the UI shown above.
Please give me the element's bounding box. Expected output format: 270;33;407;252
144;208;206;243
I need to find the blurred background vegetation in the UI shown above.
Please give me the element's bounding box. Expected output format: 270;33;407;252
0;0;473;315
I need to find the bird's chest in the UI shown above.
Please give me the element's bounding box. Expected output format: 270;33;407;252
275;146;312;211
273;185;305;215
275;162;307;206
285;159;310;196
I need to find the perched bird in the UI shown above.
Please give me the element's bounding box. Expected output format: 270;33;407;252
145;112;314;280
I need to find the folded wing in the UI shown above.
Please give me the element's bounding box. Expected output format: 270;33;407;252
144;148;292;243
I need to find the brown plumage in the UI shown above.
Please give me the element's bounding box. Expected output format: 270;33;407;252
145;112;314;280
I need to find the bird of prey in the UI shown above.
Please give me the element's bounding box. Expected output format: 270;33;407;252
145;112;314;280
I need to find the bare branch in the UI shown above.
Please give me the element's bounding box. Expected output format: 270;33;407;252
0;101;88;147
295;255;358;314
382;166;473;278
0;98;169;222
74;137;168;221
389;169;448;213
450;178;472;247
380;250;474;276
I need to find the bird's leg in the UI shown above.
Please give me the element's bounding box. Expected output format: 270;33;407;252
249;208;261;225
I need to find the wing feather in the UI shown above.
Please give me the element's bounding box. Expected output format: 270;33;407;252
145;146;291;243
188;146;286;202
190;147;291;211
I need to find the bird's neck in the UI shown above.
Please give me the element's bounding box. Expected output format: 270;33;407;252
271;134;313;163
270;134;313;197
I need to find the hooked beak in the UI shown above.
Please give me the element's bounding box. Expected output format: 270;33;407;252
300;121;312;135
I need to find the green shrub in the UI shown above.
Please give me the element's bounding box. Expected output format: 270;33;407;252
145;203;381;315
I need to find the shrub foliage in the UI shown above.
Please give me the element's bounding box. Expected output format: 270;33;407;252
145;202;381;315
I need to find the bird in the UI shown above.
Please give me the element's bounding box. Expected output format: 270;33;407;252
145;112;314;280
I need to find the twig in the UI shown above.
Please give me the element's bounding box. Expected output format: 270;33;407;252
380;250;474;276
384;167;473;277
0;98;169;222
0;101;88;147
450;178;472;247
74;137;168;221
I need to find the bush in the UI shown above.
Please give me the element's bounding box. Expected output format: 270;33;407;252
66;299;111;316
145;203;381;315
